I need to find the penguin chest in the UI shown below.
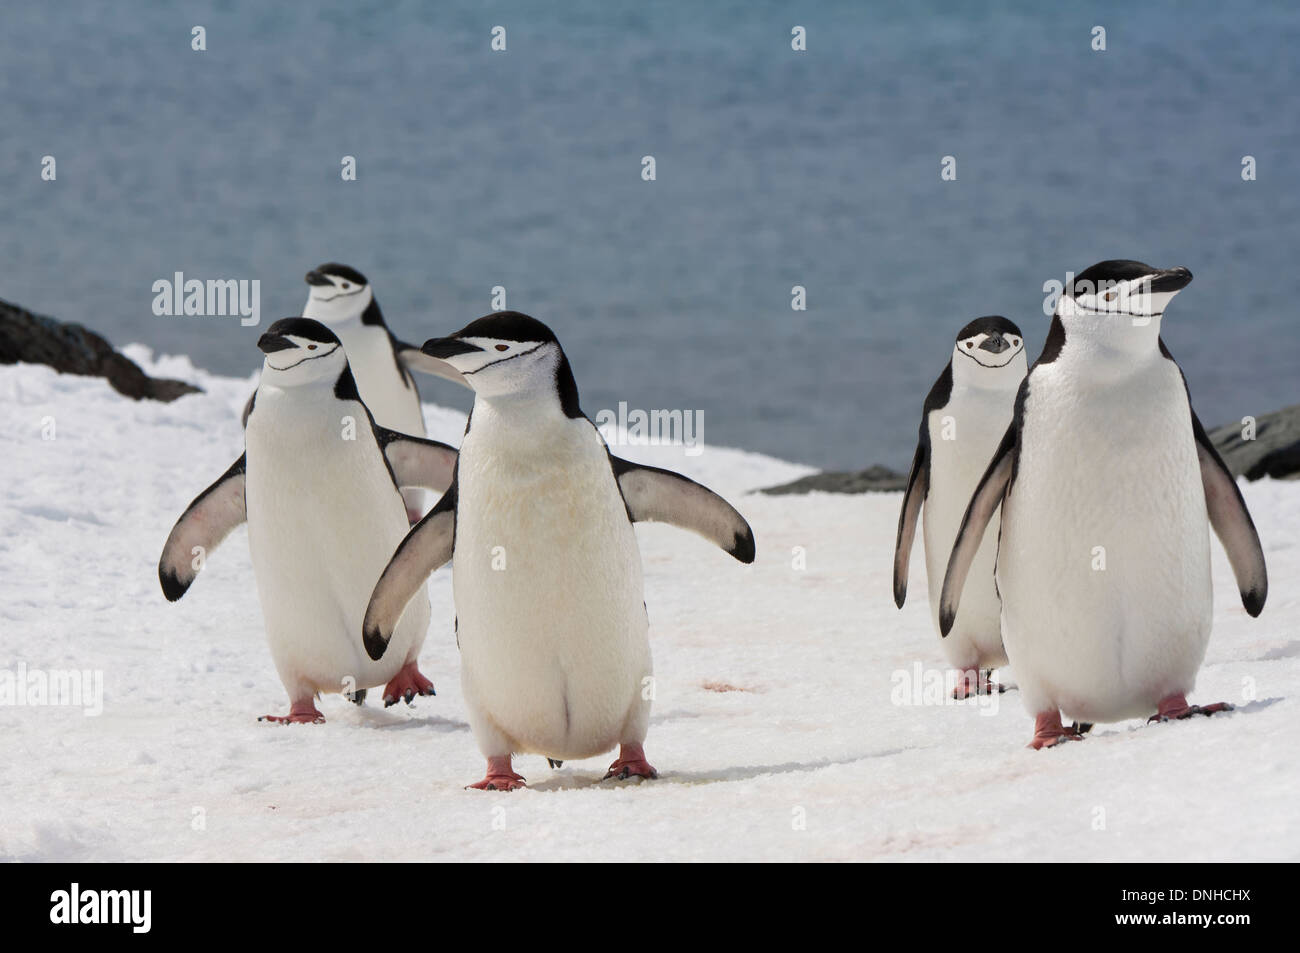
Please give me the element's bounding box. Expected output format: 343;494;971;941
922;389;1014;661
998;363;1212;718
244;402;428;692
452;424;649;753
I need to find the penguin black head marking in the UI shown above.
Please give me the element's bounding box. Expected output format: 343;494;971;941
421;312;581;416
1059;260;1192;324
257;317;348;383
953;316;1026;369
303;262;377;324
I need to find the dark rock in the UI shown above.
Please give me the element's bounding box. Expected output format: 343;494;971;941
763;404;1300;496
0;297;200;402
1207;404;1300;481
761;464;908;495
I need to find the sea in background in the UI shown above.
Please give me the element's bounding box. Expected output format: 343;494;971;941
4;1;1298;469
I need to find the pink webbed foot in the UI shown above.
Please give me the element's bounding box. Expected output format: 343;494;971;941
952;668;1007;699
259;699;325;725
1149;693;1234;723
382;661;436;707
467;756;526;791
604;742;658;781
1028;710;1084;750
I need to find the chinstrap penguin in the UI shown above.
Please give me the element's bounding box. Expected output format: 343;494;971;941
895;316;1027;698
939;261;1267;748
361;312;756;790
160;318;458;722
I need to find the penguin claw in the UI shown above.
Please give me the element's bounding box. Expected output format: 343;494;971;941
1149;699;1234;723
468;757;526;791
603;743;658;781
259;703;326;725
381;661;436;707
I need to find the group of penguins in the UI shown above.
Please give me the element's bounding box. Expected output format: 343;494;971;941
158;258;1269;789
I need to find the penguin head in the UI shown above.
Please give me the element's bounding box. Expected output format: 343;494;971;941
303;262;373;325
421;312;577;407
952;316;1026;378
257;318;348;387
1058;260;1192;346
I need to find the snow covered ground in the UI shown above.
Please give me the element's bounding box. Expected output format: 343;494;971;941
2;352;1297;862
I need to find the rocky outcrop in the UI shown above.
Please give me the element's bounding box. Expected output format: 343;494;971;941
0;297;200;402
763;405;1300;495
761;464;907;495
1208;405;1300;481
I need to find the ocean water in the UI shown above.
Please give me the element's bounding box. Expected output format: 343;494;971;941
4;1;1297;469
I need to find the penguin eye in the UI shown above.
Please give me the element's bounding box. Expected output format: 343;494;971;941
307;345;317;350
495;344;509;352
1010;338;1020;346
965;341;974;349
340;283;351;290
1103;290;1118;302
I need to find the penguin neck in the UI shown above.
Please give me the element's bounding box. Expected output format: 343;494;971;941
950;349;1024;393
1048;313;1164;383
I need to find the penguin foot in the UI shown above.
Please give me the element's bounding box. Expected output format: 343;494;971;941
1028;711;1084;750
603;743;658;781
467;756;526;792
952;669;1007;699
382;661;436;707
259;700;326;725
1149;694;1234;723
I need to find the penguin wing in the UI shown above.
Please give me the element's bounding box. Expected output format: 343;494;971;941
158;454;247;602
1193;411;1267;615
938;425;1015;636
373;426;458;492
392;337;472;389
363;480;457;660
893;438;928;608
895;362;950;607
609;455;755;563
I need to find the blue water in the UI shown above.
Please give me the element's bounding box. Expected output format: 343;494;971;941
4;1;1298;468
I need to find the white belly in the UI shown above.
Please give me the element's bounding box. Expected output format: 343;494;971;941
453;412;650;760
245;389;430;698
922;389;1014;669
997;358;1212;723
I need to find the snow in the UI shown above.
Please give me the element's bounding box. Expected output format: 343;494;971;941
2;353;1297;862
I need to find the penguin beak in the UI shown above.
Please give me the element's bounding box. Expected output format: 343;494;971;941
304;269;333;287
978;333;1009;354
422;336;485;359
1147;266;1193;294
257;333;296;354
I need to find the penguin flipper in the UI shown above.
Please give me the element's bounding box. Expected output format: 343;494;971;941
373;425;458;492
363;481;457;660
1192;412;1267;616
392;338;472;389
158;454;247;602
939;425;1015;636
893;437;929;608
608;455;755;563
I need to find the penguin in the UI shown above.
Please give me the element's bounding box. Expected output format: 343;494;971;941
360;312;756;790
160;318;458;722
242;263;467;523
894;316;1027;698
939;261;1268;748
